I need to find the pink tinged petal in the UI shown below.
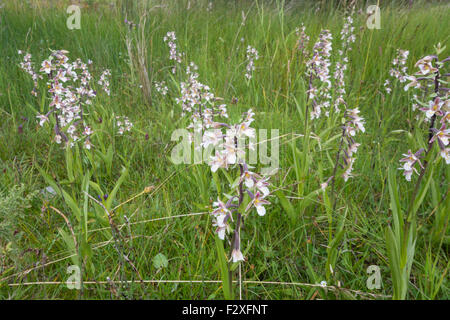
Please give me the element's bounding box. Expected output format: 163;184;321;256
231;249;244;263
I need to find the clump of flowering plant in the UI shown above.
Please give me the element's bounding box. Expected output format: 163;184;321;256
163;31;183;74
176;62;228;136
295;24;310;61
385;44;449;300
18;50;42;96
301;14;364;285
175;58;273;298
18;50;132;149
18;50;136;284
98;69;112;96
399;45;449;180
388;49;410;85
305;29;333;119
244;45;259;80
316;14;364;190
154;81;168;96
332;15;355;113
19;50;96;149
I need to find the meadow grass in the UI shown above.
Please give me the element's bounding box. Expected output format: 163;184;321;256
0;0;449;299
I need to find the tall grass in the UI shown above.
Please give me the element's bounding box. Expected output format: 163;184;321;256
0;0;448;299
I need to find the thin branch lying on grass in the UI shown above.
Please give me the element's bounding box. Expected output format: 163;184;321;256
112;185;155;211
84;192;143;282
88;211;209;234
49;206;77;249
124;164;197;222
6;279;391;299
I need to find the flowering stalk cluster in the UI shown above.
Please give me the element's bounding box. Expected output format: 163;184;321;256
208;110;272;263
399;49;450;180
317;16;364;190
115;116;133;135
390;49;410;82
163;31;183;74
177;64;272;263
98;69;111;96
124;18;136;29
244;46;259;80
207;1;213;12
18;50;42;96
295;24;310;60
154;81;168;96
322;107;366;193
19;50;131;149
306;30;333;119
19;50;97;148
176;62;227;137
333;15;355;112
340;108;366;181
385;49;411;94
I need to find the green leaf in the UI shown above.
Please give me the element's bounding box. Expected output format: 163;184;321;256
385;226;401;299
61;189;82;222
105;166;129;210
388;167;403;239
82;171;91;243
36;165;61;197
410;167;434;221
58;228;78;266
88;181;104;196
65;146;75;182
275;189;296;223
215;235;233;299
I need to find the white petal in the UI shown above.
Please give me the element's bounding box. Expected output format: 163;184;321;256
426;110;434;119
259;186;270;196
232;249;244;262
256;205;266;216
245;178;254;188
217;228;225;240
